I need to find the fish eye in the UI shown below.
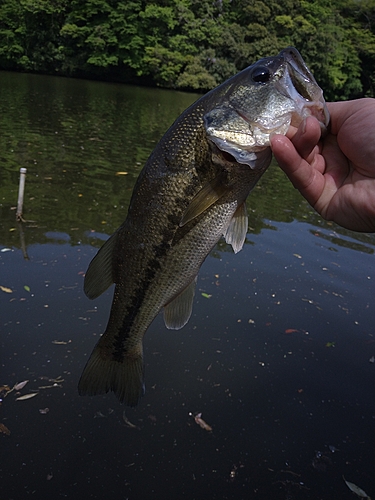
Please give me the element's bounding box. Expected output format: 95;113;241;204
252;66;271;83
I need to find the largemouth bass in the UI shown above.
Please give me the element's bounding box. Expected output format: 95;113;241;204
79;47;329;406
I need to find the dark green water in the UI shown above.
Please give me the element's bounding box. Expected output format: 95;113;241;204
0;71;374;500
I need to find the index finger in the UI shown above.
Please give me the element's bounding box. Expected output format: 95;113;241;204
271;121;326;205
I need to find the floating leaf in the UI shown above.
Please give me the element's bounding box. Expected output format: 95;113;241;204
16;392;38;401
0;286;13;294
285;328;299;334
326;341;336;348
115;171;128;176
24;285;30;292
38;383;62;389
201;293;212;299
343;476;370;498
14;380;29;391
190;412;212;431
0;423;10;435
122;411;140;429
328;445;339;453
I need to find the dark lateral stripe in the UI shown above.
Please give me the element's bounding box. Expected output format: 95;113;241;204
111;242;169;362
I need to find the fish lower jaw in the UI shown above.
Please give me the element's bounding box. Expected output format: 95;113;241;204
290;101;330;130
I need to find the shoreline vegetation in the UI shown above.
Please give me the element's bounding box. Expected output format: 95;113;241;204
0;0;374;100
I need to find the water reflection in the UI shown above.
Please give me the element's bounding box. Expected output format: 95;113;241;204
1;71;373;251
0;72;374;500
0;71;199;240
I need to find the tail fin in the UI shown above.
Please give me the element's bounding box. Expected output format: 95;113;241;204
78;346;145;407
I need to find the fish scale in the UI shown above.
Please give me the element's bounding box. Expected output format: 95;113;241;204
79;47;329;406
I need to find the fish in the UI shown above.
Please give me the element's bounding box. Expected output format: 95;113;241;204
78;47;329;407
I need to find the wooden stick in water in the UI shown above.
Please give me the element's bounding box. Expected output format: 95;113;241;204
16;167;27;221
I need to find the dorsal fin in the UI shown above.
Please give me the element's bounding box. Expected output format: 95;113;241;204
84;232;118;299
179;175;228;227
163;277;197;330
224;202;248;254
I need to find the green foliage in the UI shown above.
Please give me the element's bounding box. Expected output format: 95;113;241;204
0;0;374;98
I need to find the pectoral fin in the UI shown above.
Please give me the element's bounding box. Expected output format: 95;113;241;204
224;202;248;254
163;277;197;330
84;232;118;299
180;175;228;227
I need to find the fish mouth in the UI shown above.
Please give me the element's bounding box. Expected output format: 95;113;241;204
277;47;330;134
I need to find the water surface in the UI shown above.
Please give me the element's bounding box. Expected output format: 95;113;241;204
0;71;374;500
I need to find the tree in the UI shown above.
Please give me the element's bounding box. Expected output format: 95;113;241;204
0;0;374;98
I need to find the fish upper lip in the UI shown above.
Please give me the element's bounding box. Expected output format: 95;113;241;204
276;48;330;130
236;107;290;132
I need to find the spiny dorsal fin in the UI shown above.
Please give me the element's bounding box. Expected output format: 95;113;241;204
84;232;118;299
224;202;248;254
179;175;228;227
163;277;197;330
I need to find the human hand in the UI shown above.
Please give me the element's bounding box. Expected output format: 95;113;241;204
271;98;375;232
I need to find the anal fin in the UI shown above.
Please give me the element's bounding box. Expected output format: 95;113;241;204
163;277;197;330
224;202;248;254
